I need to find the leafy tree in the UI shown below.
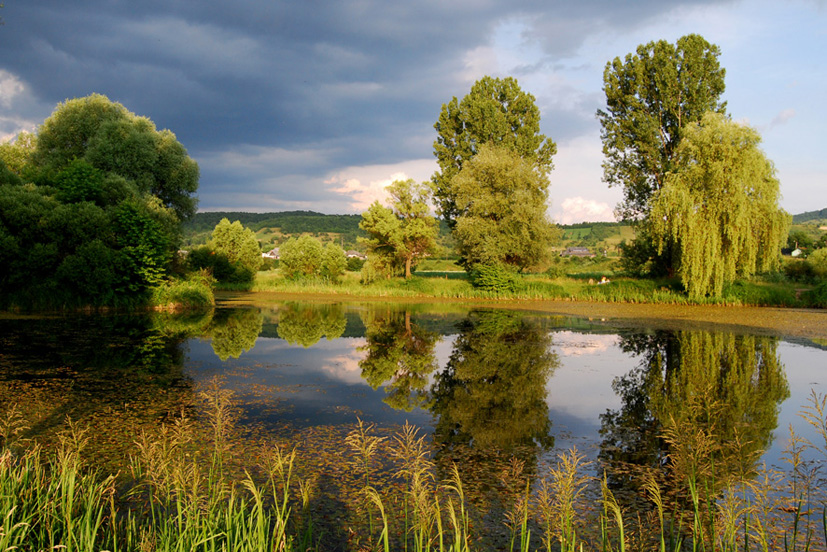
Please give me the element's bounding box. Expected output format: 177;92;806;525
209;218;262;277
279;235;325;279
321;242;347;282
359;179;438;278
598;34;726;220
432;76;556;226
649;113;789;297
451;144;557;271
0;132;35;177
31;94;199;220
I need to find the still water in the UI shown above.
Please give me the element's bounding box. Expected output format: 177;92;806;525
1;299;826;546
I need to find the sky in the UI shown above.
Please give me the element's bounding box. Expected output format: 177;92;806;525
0;0;824;224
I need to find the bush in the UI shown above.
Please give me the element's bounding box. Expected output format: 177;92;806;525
346;256;365;272
806;281;827;308
468;263;519;293
807;248;827;279
151;274;215;309
783;258;815;283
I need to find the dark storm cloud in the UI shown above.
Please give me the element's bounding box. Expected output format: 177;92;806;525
0;0;732;211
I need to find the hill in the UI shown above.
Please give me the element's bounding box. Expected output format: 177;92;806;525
792;208;827;224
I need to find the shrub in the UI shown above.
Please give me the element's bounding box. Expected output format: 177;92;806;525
468;263;519;293
807;281;827;308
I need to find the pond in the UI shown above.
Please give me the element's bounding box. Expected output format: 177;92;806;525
2;298;826;550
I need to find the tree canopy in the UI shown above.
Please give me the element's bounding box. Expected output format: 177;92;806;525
209;218;263;276
598;34;726;220
359;179;438;279
649;112;789;297
451;144;557;271
0;95;199;308
31;94;199;220
432;76;556;226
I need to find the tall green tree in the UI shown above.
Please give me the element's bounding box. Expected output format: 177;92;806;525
0;132;35;177
359;179;438;279
451;144;556;271
209;218;263;276
432;76;556;226
649;113;790;297
598;34;726;221
31;94;199;220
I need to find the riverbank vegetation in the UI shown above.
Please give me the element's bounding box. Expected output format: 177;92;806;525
1;385;825;551
0;94;206;312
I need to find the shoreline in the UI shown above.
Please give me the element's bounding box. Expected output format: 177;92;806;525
217;290;827;342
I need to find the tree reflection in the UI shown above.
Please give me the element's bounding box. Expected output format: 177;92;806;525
600;330;790;493
276;302;346;348
430;310;558;452
358;308;439;411
209;308;264;360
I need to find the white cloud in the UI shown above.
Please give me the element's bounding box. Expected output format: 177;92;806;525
324;158;437;212
556;197;614;225
0;70;39;142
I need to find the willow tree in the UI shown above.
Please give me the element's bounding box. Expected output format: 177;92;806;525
432;76;556;226
650;112;790;297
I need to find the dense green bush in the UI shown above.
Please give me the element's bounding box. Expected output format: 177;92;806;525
806;281;827;308
468;263;519;292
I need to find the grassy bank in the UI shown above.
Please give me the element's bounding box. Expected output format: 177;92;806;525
234;267;824;309
2;385;826;551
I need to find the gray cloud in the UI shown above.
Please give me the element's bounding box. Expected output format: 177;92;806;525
0;0;745;212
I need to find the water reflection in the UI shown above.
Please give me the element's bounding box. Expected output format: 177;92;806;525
600;330;790;495
358;308;439;411
0;311;210;464
430;310;558;451
208;307;263;360
276;302;346;347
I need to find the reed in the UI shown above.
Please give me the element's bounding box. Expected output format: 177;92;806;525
2;390;827;551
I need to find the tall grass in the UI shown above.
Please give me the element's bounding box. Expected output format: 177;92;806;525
2;389;827;551
249;269;820;308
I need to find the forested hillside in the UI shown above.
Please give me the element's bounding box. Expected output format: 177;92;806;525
793;208;827;224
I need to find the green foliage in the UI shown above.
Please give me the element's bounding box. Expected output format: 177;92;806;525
598;34;726;220
359;179;439;279
807;281;827;308
432;75;556;225
150;274;215;309
276;302;346;347
321;242;347;282
31;93;199;220
209;308;264;360
209;218;262;276
0;131;35;177
468;262;519;292
0;95;199;309
806;247;827;278
649;113;790;297
278;235;345;281
452;144;557;271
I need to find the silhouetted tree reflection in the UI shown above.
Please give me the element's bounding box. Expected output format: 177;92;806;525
209;308;264;360
276;302;346;348
600;330;789;497
358;308;439;411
